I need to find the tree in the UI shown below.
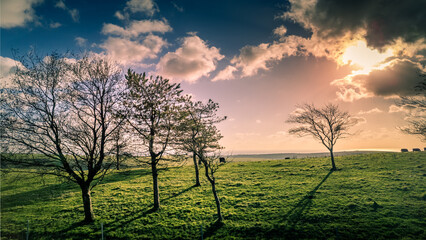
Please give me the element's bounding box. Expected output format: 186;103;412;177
110;124;132;170
177;99;226;222
397;77;426;141
122;70;185;211
194;124;226;223
286;103;356;170
178;99;226;187
0;52;124;222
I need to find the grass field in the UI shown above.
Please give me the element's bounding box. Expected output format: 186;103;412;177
1;152;425;239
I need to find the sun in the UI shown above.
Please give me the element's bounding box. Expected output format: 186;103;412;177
341;41;393;72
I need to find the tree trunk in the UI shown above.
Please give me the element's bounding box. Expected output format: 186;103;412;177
116;146;120;170
202;160;223;222
211;180;223;222
151;159;160;210
81;184;95;222
193;152;201;186
330;149;336;170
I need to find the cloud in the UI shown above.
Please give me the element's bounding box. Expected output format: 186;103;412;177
99;18;170;67
49;22;61;28
358;108;383;115
273;25;287;36
116;0;157;18
389;104;410;113
101;20;172;37
349;116;367;126
283;0;426;49
75;37;87;47
55;0;79;22
333;59;425;101
0;56;24;88
0;0;43;29
230;39;300;77
100;35;167;66
114;11;125;20
212;65;237;81
172;2;184;12
156;34;224;83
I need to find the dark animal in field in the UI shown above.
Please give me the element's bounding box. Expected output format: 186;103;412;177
219;157;226;163
412;148;421;152
401;149;409;152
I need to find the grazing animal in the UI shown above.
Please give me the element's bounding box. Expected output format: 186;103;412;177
412;148;421;152
219;157;226;163
401;149;409;152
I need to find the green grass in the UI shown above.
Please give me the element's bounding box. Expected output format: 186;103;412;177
1;152;425;239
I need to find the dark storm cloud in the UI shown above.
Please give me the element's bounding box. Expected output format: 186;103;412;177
287;0;426;49
354;59;425;96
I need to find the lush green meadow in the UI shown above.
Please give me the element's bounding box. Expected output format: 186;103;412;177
1;152;425;239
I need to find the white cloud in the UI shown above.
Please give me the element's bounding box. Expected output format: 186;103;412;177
357;108;383;115
75;37;87;47
0;0;43;29
49;22;61;28
156;34;224;83
0;56;24;88
55;0;79;22
100;35;167;66
125;0;157;16
101;20;172;37
212;65;237;81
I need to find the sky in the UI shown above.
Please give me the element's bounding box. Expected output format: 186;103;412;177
1;0;425;154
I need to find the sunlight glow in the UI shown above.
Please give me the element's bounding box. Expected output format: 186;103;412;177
342;41;393;73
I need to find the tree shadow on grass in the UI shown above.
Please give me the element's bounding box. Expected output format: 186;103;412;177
203;220;224;239
162;185;196;202
282;169;334;228
105;184;197;233
101;168;152;184
1;182;77;209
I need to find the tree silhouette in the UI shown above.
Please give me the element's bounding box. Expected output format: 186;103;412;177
286;103;356;170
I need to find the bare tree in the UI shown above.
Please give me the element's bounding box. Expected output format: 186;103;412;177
0;52;124;222
122;70;185;211
177;99;226;187
286;103;356;170
397;78;426;141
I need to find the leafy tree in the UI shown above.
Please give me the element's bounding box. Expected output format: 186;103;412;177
397;77;426;141
122;70;185;211
178;99;226;186
177;99;226;222
286;103;356;170
195;125;226;223
0;52;124;222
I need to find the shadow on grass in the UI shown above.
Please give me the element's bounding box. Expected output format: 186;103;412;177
1;182;76;209
203;220;224;239
283;169;334;227
163;185;196;202
101;168;152;184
